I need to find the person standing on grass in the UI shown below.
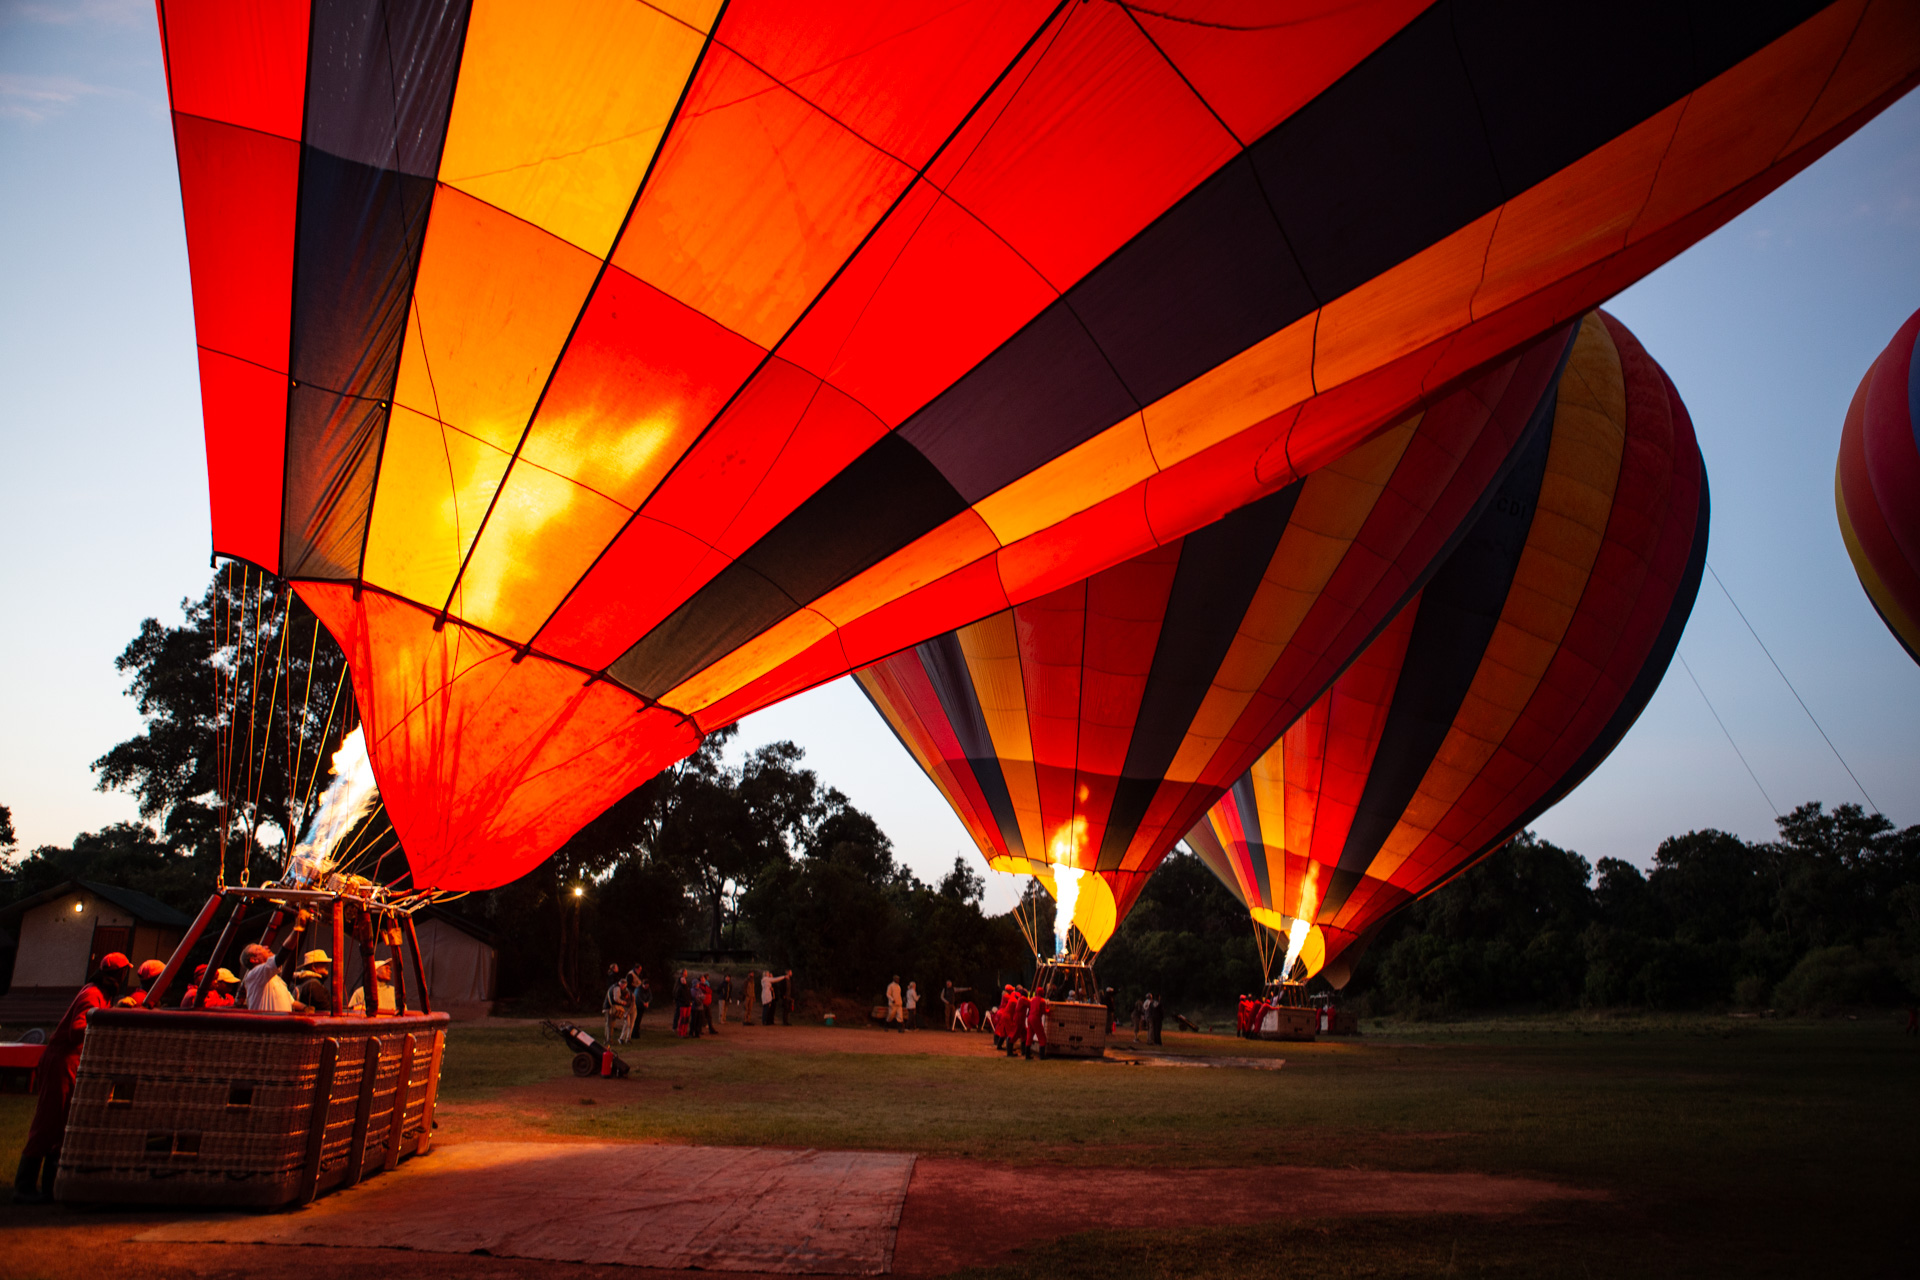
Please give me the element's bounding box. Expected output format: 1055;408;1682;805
13;953;130;1203
905;980;919;1029
1147;992;1164;1045
1131;994;1146;1042
780;970;795;1025
700;974;718;1035
1005;987;1029;1058
885;975;905;1031
1025;985;1049;1059
761;970;776;1024
629;974;651;1039
605;971;631;1046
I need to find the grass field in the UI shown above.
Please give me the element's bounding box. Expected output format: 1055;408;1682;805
4;1011;1914;1276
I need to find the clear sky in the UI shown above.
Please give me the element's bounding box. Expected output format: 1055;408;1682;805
3;4;1916;918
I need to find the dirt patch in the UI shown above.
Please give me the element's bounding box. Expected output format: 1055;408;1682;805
891;1157;1606;1274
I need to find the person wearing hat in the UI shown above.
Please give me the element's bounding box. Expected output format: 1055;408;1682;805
203;968;242;1008
116;958;169;1007
348;957;399;1014
13;952;131;1203
292;950;337;1015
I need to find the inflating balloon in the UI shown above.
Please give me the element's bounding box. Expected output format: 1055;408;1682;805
1191;312;1708;985
163;0;1914;886
1836;306;1920;664
854;328;1580;953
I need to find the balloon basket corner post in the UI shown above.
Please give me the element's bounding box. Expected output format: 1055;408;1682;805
54;887;448;1209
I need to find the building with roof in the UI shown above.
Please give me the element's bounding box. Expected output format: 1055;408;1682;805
0;881;192;1028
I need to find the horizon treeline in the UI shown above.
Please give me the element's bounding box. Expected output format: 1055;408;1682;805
1;581;1915;1016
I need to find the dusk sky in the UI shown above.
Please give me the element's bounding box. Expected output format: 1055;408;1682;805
3;2;1916;916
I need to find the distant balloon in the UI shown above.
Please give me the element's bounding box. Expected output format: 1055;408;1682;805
1836;306;1920;664
854;326;1580;952
1191;312;1707;985
161;1;1912;886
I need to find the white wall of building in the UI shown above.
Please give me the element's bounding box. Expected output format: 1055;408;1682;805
11;889;132;987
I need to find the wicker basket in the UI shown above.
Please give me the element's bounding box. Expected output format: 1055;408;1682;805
55;1008;446;1207
1040;1001;1108;1058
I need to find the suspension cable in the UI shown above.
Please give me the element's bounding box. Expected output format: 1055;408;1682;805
1706;562;1879;813
1678;651;1779;818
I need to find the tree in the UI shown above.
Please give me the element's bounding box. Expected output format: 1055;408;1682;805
90;570;355;887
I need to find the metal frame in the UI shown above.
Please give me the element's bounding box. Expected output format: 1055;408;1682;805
145;888;435;1019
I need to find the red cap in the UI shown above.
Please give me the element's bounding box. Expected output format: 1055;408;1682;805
137;959;166;980
99;952;131;971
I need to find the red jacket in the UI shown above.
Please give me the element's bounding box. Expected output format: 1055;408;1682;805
1026;994;1049;1043
23;984;111;1157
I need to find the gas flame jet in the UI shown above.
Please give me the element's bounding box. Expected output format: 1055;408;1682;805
285;726;380;887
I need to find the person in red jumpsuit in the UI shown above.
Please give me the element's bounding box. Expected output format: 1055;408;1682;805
1025;987;1049;1060
990;985;1015;1050
1004;988;1029;1058
13;953;130;1203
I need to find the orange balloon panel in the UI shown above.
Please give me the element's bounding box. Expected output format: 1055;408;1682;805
164;0;1915;887
854;331;1578;948
1193;312;1708;982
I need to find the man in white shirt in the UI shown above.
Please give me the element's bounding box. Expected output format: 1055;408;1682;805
241;944;295;1013
885;975;905;1032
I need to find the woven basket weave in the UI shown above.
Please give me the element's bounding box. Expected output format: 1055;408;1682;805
55;1009;446;1207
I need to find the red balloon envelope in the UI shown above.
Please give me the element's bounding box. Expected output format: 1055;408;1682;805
854;329;1578;950
161;0;1915;886
1191;312;1707;984
1836;306;1920;663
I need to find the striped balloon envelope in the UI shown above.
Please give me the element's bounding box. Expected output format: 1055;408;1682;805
161;1;1912;886
853;329;1582;952
1836;306;1920;664
1189;311;1707;985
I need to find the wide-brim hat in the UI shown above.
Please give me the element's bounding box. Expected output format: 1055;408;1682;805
303;949;333;966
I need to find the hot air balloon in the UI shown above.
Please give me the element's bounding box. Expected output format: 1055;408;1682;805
853;328;1582;959
1191;311;1707;988
162;0;1915;887
1836;306;1920;664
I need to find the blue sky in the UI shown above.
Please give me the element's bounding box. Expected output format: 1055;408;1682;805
2;4;1916;916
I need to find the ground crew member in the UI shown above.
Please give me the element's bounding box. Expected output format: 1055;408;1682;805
1025;987;1049;1059
13;953;130;1203
885;975;905;1032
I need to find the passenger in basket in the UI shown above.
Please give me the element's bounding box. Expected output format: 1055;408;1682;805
116;958;168;1007
203;968;242;1008
241;943;296;1013
13;952;130;1203
180;963;210;1008
292;950;337;1014
348;958;399;1013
